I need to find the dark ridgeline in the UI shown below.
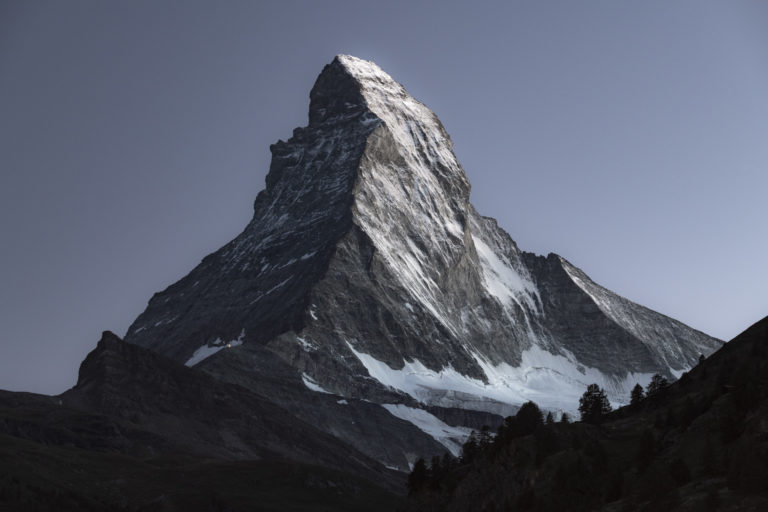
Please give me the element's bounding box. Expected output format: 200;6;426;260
405;316;768;511
0;332;404;511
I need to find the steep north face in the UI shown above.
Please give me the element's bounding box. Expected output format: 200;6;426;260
125;55;720;448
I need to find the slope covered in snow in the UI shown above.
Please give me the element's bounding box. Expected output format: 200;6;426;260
381;404;473;456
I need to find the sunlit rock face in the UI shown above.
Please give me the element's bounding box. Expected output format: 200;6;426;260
124;55;720;463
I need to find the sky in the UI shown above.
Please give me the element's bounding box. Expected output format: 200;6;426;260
1;1;766;394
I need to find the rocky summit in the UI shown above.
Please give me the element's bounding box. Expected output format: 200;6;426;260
123;55;720;468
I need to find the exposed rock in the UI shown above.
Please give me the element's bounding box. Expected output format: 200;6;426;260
123;55;721;461
60;331;404;488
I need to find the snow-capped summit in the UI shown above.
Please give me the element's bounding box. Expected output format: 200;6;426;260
124;55;720;468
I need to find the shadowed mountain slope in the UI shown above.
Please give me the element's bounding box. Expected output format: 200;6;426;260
0;332;406;510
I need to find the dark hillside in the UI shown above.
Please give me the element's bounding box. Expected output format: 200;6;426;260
0;431;402;512
405;316;768;512
0;332;404;511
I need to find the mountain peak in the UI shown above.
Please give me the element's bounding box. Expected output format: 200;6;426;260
310;55;456;154
334;54;395;83
308;56;370;125
308;53;410;126
332;54;407;101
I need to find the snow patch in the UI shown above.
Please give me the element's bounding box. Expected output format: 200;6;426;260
153;315;178;327
381;404;473;456
185;344;225;367
302;373;332;394
347;340;653;416
185;330;245;367
248;276;293;305
670;367;686;380
472;235;539;312
296;335;317;352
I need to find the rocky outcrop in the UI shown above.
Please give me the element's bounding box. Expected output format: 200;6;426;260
60;331;409;485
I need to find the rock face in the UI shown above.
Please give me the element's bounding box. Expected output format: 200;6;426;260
124;55;720;463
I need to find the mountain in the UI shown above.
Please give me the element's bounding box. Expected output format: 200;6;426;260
405;315;768;511
0;54;735;512
121;55;720;467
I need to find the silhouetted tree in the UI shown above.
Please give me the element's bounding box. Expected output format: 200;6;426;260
646;374;669;397
698;353;706;365
630;383;644;407
477;425;493;448
545;411;555;425
578;384;612;424
560;412;570;424
460;432;480;463
517;401;544;434
408;458;427;494
441;452;455;473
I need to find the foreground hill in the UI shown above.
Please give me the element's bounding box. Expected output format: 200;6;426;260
0;433;401;512
0;332;403;511
406;316;768;511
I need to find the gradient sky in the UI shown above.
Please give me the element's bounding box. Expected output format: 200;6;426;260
1;1;767;394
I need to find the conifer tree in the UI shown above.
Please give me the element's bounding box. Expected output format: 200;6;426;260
517;401;544;434
646;374;669;397
478;425;493;448
630;383;645;407
460;432;479;463
441;452;455;473
408;458;427;494
578;384;612;424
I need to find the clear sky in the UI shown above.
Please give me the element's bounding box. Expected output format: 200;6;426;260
1;1;766;394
